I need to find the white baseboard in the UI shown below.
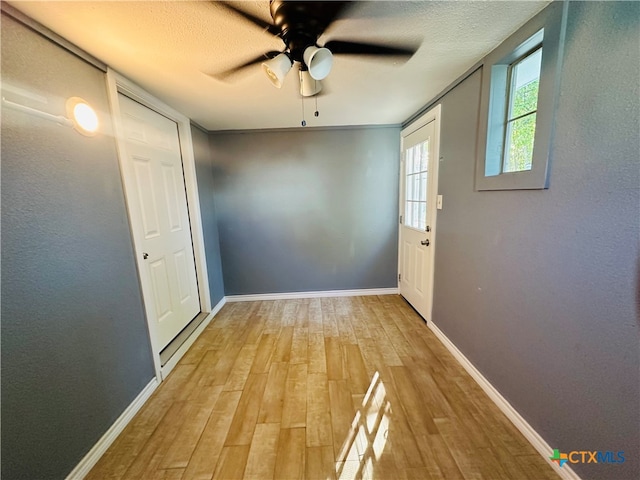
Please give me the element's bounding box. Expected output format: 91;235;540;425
160;296;227;380
65;378;158;480
426;320;581;480
66;297;228;479
225;287;398;302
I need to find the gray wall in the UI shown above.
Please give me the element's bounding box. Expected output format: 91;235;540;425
430;2;639;479
191;124;225;305
1;14;155;479
209;127;400;295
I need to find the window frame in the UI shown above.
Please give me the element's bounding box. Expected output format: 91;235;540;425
475;1;566;191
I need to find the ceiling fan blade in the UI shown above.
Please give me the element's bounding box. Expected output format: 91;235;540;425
217;2;280;36
324;40;417;57
210;51;282;80
312;1;353;36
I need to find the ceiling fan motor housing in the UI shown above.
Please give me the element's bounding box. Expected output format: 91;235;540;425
270;0;336;62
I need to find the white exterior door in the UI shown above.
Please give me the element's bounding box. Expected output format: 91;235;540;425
118;94;200;349
399;114;439;321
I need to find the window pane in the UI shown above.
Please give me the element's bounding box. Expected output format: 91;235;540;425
405;147;414;174
419;140;428;171
405;174;413;202
504;112;536;172
419;202;427;231
509;48;542;119
419;172;427;201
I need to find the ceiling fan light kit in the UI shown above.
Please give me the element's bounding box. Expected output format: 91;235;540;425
217;1;417;96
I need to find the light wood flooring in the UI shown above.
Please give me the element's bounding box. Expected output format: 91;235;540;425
87;295;558;480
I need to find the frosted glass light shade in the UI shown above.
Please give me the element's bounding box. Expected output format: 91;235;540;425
303;46;333;80
261;53;292;88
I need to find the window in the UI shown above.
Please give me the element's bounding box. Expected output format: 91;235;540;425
503;47;542;173
404;140;429;230
476;1;566;190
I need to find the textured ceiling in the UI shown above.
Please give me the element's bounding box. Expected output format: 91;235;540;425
9;1;549;131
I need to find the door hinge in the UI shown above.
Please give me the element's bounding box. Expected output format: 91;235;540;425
398;273;402;282
399;215;403;224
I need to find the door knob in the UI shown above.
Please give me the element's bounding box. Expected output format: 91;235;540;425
420;239;430;246
143;252;149;260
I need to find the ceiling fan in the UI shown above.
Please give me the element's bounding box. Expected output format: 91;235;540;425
214;1;418;97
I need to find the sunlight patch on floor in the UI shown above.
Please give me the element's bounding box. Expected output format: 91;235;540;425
335;371;391;479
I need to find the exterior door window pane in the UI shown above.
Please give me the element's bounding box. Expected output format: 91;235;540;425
404;140;429;231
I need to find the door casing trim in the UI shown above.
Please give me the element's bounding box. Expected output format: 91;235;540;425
106;68;212;381
398;104;442;323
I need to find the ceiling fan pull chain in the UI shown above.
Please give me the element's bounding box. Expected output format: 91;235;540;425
314;85;319;117
300;95;306;127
